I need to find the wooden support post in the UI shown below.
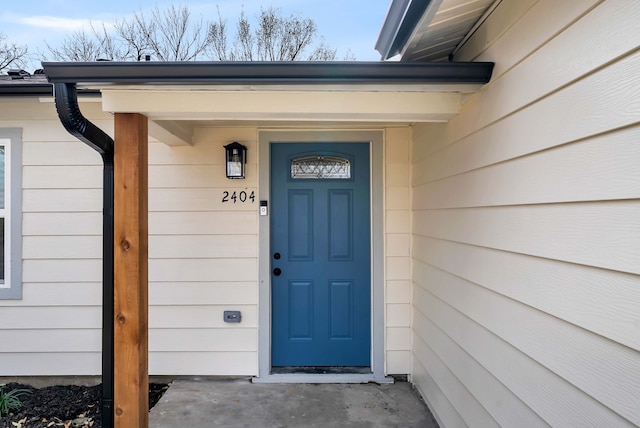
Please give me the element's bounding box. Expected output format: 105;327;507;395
113;113;149;428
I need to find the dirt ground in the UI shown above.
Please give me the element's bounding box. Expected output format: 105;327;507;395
0;382;168;428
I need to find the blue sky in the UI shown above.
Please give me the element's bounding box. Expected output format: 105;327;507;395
1;0;392;70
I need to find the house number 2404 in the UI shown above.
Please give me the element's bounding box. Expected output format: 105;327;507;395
221;190;256;204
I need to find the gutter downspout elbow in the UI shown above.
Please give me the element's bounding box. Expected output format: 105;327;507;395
53;83;113;160
53;82;115;428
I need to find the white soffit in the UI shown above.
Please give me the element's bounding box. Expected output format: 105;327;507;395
403;0;498;62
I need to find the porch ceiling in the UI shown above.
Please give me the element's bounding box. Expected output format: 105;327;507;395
105;88;462;146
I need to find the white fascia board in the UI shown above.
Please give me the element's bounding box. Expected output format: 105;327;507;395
101;89;462;122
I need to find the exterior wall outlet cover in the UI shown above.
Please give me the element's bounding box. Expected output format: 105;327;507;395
224;310;242;323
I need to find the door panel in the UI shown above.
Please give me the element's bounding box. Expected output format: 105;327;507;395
271;142;370;367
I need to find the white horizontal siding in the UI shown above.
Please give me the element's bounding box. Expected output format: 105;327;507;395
412;331;500;428
384;127;412;374
1;117;260;375
385;351;411;375
413;125;640;206
149;235;257;258
149;211;258;235
412;355;466;428
386;327;411;350
414;282;632;427
0;330;102;352
386;280;411;304
414;236;640;352
149;164;257;188
150;329;256;352
1;282;259;307
410;0;640;426
23;189;102;212
0;283;101;306
23;236;102;259
149;352;257;376
149;283;258;305
416;261;640;424
150;305;258;329
443;49;640;180
0;353;101;376
0;306;101;329
387;256;410;281
413;311;545;427
23;260;101;282
0;329;256;353
413;202;640;275
454;0;638;137
22;142;101;166
146;127;259;375
23;212;101;235
387;303;411;327
23;165;103;189
0;101;108;122
149;259;256;283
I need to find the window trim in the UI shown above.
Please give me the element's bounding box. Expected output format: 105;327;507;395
0;128;22;299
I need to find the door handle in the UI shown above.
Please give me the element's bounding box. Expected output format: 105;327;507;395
273;268;282;276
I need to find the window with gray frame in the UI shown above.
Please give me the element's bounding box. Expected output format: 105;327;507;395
0;129;22;299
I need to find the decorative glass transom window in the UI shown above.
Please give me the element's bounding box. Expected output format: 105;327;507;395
291;155;351;179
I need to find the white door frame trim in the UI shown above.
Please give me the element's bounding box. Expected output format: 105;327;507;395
254;130;391;384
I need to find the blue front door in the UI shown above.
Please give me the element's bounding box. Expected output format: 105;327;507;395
271;143;371;367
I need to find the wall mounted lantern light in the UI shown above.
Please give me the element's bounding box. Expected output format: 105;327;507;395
224;142;247;179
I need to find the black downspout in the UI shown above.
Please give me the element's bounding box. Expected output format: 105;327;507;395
53;83;115;428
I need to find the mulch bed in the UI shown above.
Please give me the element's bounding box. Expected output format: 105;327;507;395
0;382;169;428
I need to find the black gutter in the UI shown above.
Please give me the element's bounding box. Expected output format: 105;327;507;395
0;84;56;96
0;83;100;97
42;60;494;85
52;83;114;428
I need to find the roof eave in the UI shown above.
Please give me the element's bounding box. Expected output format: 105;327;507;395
375;0;433;60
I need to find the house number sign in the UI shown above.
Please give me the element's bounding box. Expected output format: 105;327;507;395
221;190;256;204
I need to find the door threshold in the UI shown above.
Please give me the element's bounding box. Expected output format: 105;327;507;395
252;373;394;384
271;366;371;375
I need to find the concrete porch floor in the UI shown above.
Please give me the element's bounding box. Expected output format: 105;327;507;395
149;378;438;428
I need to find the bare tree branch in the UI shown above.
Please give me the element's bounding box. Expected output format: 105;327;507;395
308;40;337;61
235;10;254;61
214;6;336;62
0;33;30;71
46;29;102;62
285;14;316;60
256;7;279;60
92;22;128;61
43;5;346;64
206;6;229;61
143;5;208;61
342;48;356;61
114;16;150;61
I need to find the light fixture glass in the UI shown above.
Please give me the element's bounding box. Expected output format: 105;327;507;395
224;142;247;179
